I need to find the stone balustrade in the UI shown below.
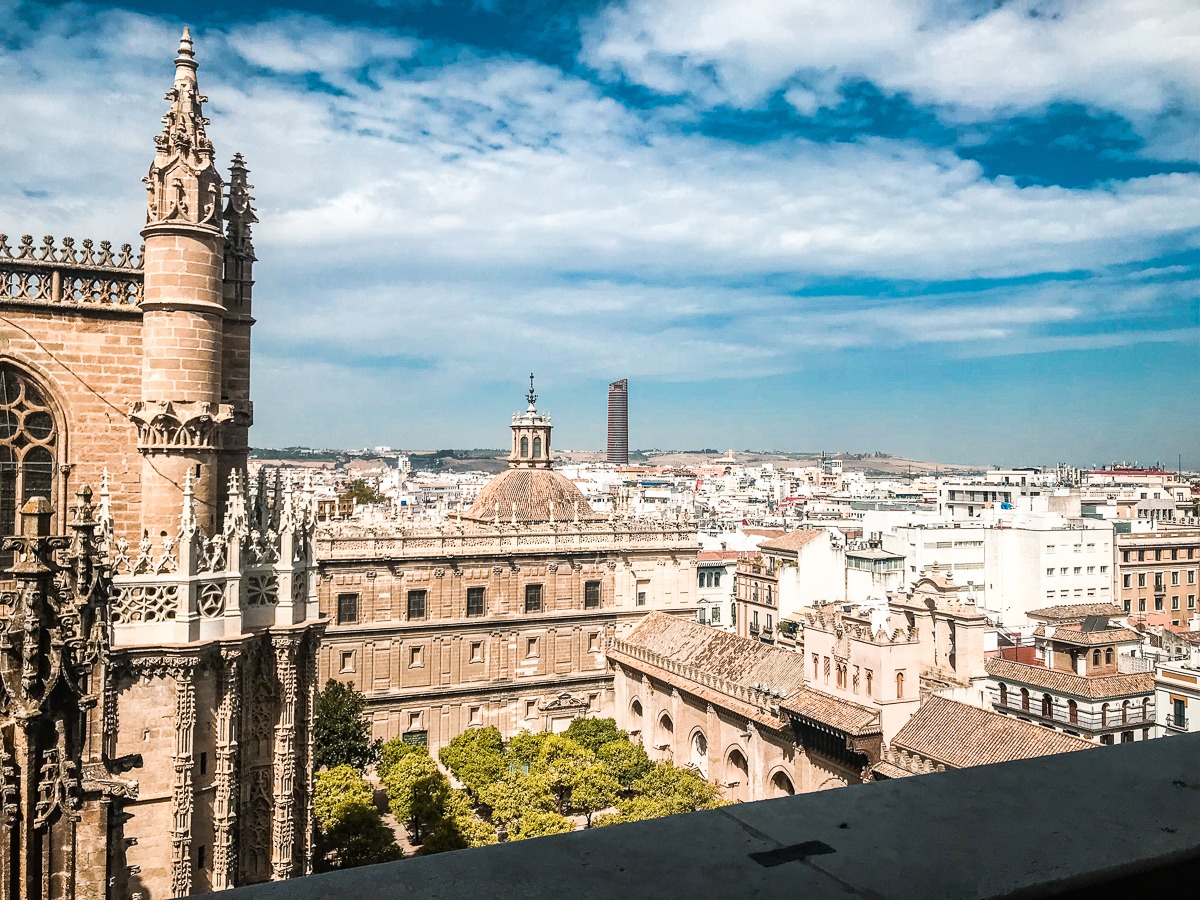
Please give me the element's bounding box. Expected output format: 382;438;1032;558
0;233;144;308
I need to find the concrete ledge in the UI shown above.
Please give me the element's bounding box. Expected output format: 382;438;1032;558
209;733;1200;899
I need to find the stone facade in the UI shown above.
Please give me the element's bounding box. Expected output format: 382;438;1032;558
0;29;324;899
316;389;699;751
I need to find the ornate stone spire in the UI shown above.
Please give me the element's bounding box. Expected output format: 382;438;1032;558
509;373;553;469
143;27;223;233
224;153;257;260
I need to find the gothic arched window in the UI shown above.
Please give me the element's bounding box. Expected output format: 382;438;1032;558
520;436;529;457
1;365;59;564
532;436;542;458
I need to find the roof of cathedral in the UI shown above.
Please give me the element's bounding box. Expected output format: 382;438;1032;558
891;696;1094;769
461;467;599;524
620;611;807;696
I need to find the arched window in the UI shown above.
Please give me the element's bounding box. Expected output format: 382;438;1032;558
1141;697;1150;722
999;683;1008;707
520;436;529;457
1105;648;1113;665
1041;694;1053;718
1;365;59;567
1100;703;1108;727
698;572;705;588
726;748;749;803
532;436;542;458
770;770;795;798
866;671;873;696
630;698;643;721
896;671;905;699
1021;688;1030;712
1068;699;1078;725
657;713;674;760
1092;649;1101;667
713;572;721;587
690;731;708;778
1121;700;1130;724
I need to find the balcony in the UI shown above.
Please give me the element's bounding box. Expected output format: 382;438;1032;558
217;733;1200;899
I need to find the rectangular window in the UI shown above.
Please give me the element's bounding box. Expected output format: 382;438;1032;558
409;646;423;668
525;584;543;613
336;593;359;625
466;587;485;617
526;637;539;658
710;606;721;624
1046;568;1055;577
339;650;355;674
1123;574;1132;589
525;699;537;719
407;590;426;620
1100;566;1108;574
469;641;483;663
637;591;647;607
1172;572;1180;585
1155;597;1164;611
1172;596;1179;610
468;706;482;726
1190;595;1196;609
1190;571;1196;584
1086;566;1095;574
584;581;601;609
766;613;773;631
588;632;600;652
1138;574;1146;588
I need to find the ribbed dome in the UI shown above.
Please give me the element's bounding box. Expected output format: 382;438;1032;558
463;468;598;524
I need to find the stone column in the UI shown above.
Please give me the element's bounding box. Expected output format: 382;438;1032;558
170;658;198;898
746;721;765;802
212;649;242;890
270;636;298;880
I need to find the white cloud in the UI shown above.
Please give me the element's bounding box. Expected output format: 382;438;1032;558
584;0;1200;151
0;3;1195;451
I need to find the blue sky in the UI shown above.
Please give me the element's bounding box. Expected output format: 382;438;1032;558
1;0;1197;465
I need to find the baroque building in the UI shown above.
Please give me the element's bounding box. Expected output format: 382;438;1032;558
0;30;324;898
316;380;699;750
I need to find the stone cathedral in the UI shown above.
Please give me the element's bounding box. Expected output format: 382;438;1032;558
0;29;325;899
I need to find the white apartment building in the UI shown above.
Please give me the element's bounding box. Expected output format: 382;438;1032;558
888;524;987;599
696;550;739;631
984;515;1115;627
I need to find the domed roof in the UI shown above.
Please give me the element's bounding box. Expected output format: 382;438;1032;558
463;467;598;524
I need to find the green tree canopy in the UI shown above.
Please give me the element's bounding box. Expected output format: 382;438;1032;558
563;717;627;754
439;727;508;796
569;763;620;827
505;730;552;769
341;478;385;505
478;773;557;829
631;762;724;813
596;739;652;789
383;753;450;843
507;809;574;841
377;738;424;781
314;680;379;771
312;766;401;871
423;790;499;854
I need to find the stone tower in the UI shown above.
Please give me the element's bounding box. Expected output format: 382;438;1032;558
509;373;553;468
0;27;325;899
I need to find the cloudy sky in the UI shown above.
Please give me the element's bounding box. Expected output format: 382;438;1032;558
2;1;1197;465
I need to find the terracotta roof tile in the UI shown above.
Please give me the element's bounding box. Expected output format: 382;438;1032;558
1032;624;1141;646
1026;603;1127;622
759;529;826;554
463;468;599;524
985;657;1154;700
891;696;1094;769
780;689;881;737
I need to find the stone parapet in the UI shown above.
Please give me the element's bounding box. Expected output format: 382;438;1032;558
0;233;144;310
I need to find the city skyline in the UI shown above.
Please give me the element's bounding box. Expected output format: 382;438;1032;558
1;0;1196;465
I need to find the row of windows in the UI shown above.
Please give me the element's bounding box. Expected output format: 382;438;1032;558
697;570;723;588
1046;565;1109;577
1122;547;1197;562
338;630;606;674
696;606;722;625
1123;595;1196;613
335;581;603;624
810;655;906;699
998;685;1149;727
1122;571;1196;588
1045;543;1104;553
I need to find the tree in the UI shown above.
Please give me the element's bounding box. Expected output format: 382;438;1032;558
384;753;450;844
423;790;498;854
478;773;557;830
531;735;594;812
569;763;620;827
377;737;423;781
312;766;401;871
314;680;378;771
506;730;552;769
563;717;626;754
631;762;724;813
596;739;652;789
507;809;574;841
439;727;507;797
313;765;375;832
341;478;384;505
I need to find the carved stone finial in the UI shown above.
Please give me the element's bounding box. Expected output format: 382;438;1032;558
224;153;258;260
143;27;222;234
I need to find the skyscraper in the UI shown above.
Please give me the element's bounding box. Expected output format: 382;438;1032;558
608;379;629;465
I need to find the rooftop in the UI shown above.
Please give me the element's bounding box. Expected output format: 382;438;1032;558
215;733;1200;899
1033;625;1141;647
890;695;1093;769
1027;603;1128;622
985;657;1154;700
758;529;826;553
